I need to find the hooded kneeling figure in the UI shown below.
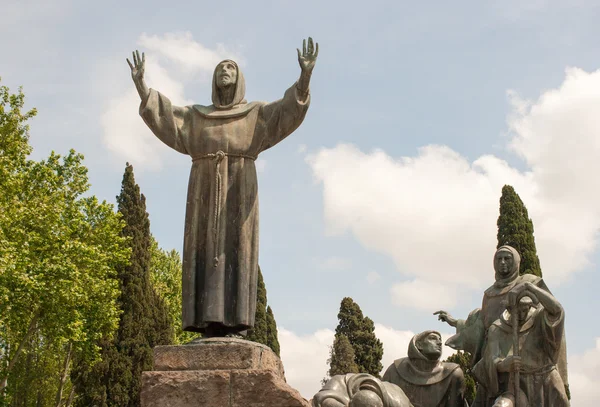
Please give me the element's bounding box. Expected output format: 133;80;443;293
382;331;466;407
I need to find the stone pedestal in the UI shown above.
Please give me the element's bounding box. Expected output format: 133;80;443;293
141;338;310;407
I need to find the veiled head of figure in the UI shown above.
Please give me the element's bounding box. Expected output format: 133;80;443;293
517;295;534;322
416;331;443;361
494;247;516;277
349;390;384;407
215;60;238;89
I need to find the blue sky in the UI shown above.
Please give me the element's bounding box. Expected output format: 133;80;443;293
3;0;600;402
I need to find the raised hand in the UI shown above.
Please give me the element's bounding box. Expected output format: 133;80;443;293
434;310;457;327
297;37;318;73
127;50;145;84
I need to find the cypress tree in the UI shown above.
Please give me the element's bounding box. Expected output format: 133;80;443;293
247;267;268;345
496;185;542;277
444;351;475;405
265;306;280;357
73;164;173;407
333;297;383;377
325;334;359;382
247;267;280;356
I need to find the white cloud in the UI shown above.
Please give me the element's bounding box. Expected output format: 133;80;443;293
279;327;334;399
139;31;243;75
390;279;458;312
366;271;381;284
307;67;600;311
307;144;523;292
565;338;600;406
102;33;241;171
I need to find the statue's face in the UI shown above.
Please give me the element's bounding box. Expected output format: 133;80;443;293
418;332;442;360
494;250;514;277
216;61;237;89
349;390;383;407
517;298;534;322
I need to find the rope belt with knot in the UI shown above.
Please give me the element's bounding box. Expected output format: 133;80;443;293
192;151;257;268
519;364;555;376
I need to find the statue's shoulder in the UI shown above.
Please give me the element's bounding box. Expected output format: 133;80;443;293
441;361;462;379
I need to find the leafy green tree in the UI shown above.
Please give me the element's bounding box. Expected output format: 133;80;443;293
149;238;195;344
0;79;128;407
73;164;173;407
333;297;383;377
497;185;542;277
444;351;475;405
247;267;280;356
324;334;359;383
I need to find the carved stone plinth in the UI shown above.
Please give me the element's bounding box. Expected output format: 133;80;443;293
141;338;309;407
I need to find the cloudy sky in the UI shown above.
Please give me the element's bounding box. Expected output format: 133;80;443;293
3;0;600;403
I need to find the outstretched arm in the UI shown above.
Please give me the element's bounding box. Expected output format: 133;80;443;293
434;310;458;328
296;37;319;102
127;50;150;101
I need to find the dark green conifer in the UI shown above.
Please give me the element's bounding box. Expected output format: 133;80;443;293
497;185;542;277
247;267;280;356
266;306;280;357
247;267;268;345
333;297;383;377
326;334;359;381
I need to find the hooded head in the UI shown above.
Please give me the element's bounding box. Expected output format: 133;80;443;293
493;245;521;286
212;59;246;109
409;330;442;362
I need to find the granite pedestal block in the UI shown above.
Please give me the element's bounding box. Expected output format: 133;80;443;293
141;338;309;407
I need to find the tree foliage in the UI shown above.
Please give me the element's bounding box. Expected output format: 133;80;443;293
326;334;359;382
0;79;128;406
149;239;195;344
331;297;383;377
497;185;542;277
73;164;173;407
247;267;280;356
265;306;280;357
444;351;476;405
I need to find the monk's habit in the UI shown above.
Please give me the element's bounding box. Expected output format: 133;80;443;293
382;331;465;407
139;61;310;332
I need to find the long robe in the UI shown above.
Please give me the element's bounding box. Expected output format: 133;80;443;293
472;307;569;406
139;62;310;333
382;332;466;407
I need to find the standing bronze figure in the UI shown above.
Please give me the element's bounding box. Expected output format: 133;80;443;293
127;38;318;336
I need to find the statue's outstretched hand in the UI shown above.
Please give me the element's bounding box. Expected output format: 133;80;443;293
434;310;457;327
297;37;318;73
127;50;145;84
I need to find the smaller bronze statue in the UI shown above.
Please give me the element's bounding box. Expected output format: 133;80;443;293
471;283;569;406
312;373;413;407
434;245;569;404
382;331;466;407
